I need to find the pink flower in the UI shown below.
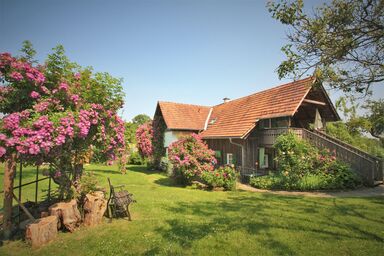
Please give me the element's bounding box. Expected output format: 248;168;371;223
59;82;69;91
10;71;23;81
30;91;40;99
70;94;79;105
0;133;7;141
26;72;35;81
0;147;6;157
40;86;50;94
54;170;62;178
74;73;81;79
28;144;40;155
33;101;50;112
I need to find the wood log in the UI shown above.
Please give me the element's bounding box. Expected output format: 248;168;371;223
2;153;17;239
49;199;81;232
25;216;58;248
83;191;107;226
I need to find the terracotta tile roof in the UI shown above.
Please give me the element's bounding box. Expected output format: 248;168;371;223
157;77;315;137
158;101;211;130
201;77;314;138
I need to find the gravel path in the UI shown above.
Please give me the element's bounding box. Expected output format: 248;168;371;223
237;183;384;198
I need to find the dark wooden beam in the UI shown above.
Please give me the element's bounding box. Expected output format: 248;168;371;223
303;99;326;106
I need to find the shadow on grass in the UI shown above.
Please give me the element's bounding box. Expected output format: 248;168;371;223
153;193;384;254
154;177;184;187
127;165;158;175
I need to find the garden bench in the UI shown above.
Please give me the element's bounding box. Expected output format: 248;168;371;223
106;178;136;221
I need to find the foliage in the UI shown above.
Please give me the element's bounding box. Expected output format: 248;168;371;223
135;122;153;159
250;174;285;190
250;161;361;191
268;0;384;94
78;171;100;196
274;132;317;178
363;99;384;142
201;166;237;190
152;115;167;166
326;121;384;158
124;122;138;144
159;156;174;176
128;151;144;165
132;114;152;125
0;42;125;199
168;133;216;183
250;132;363;191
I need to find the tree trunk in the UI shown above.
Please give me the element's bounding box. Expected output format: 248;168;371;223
49;199;81;232
2;153;17;239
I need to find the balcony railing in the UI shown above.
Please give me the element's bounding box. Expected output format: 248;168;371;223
255;128;303;145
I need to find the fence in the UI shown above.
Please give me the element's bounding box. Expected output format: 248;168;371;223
0;161;53;225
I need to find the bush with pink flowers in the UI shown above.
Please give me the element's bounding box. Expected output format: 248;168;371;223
168;134;217;183
201;166;238;190
0;42;125;199
135;122;154;160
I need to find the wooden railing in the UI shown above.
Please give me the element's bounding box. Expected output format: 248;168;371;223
256;128;303;145
302;129;383;186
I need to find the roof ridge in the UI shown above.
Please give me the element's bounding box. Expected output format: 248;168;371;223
213;76;314;107
158;101;211;108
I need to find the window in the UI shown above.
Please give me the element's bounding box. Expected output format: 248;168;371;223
258;148;269;169
271;116;289;128
259;119;271;129
259;117;290;129
226;153;233;165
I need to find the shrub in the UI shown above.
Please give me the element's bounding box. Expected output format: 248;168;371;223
129;151;144;165
159;156;174;176
249;174;285;190
201;166;237;190
168;133;216;183
135;122;154;159
249;132;363;191
274;132;318;178
79;172;100;196
250;162;362;191
296;173;328;191
325;160;362;189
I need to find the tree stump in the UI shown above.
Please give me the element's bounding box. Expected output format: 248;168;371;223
83;191;107;226
25;216;58;248
49;199;81;232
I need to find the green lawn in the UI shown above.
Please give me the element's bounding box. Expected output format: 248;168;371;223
1;164;383;255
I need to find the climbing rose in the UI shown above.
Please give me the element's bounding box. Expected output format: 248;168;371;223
0;147;6;157
10;71;23;81
30;91;40;99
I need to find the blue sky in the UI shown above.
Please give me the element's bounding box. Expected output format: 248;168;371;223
1;0;382;121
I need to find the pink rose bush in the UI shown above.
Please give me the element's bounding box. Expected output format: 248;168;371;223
135;122;154;158
168;134;217;182
0;46;125;199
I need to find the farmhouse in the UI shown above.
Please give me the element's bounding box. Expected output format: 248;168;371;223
154;77;383;185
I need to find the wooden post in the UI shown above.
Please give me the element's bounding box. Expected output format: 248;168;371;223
2;153;17;239
35;166;39;203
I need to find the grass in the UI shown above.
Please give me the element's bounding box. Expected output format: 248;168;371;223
0;163;383;255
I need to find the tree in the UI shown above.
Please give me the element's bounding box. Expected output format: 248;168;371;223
364;99;384;141
132;114;151;125
0;42;125;199
268;0;384;93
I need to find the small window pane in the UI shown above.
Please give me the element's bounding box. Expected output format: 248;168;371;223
226;153;233;165
259;119;270;129
271;117;289;128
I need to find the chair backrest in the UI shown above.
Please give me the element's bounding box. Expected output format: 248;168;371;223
107;177;115;196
